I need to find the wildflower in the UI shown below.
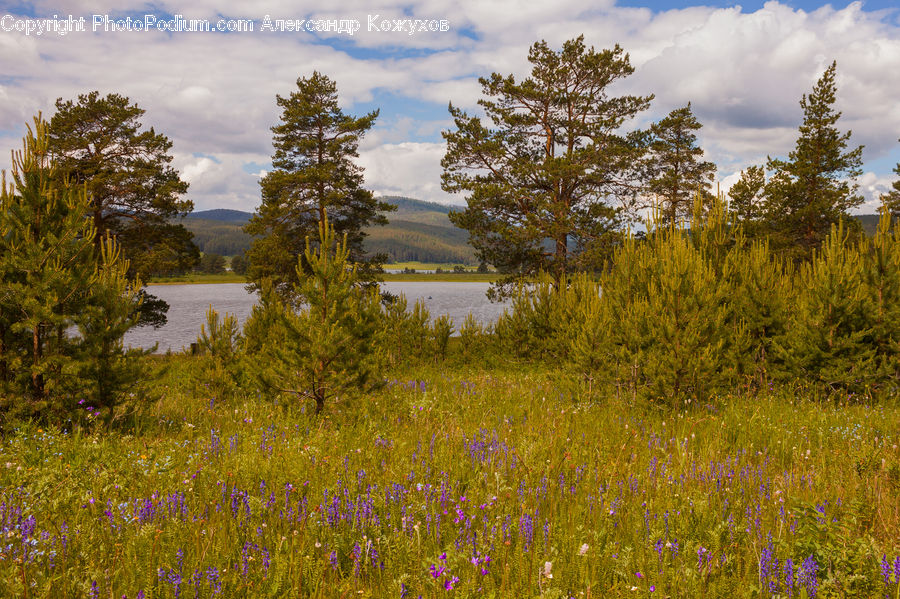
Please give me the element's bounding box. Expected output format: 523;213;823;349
543;561;553;579
579;543;589;556
635;572;643;579
799;555;818;599
443;576;459;590
881;555;892;588
430;564;446;579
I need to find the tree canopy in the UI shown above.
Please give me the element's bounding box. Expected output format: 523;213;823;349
763;62;864;259
245;72;394;302
645;102;716;225
47;91;198;278
442;36;653;296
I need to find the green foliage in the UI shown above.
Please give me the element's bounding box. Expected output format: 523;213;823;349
772;221;876;392
0;117;97;415
71;237;151;421
430;314;454;362
47;91;198;280
229;253;248;276
763;61;864;259
250;218;383;414
378;295;431;367
601;210;735;405
195;252;226;274
0;117;146;423
458;313;486;361
443;36;652;296
728;164;766;226
195;305;242;401
245;71;394;301
646;102;717;225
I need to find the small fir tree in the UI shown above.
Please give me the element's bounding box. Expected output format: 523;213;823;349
253;217;382;414
0;117;96;414
772;221;876;392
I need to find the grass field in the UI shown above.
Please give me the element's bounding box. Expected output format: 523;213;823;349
1;359;898;598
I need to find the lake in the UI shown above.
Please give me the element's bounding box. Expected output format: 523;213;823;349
124;282;507;352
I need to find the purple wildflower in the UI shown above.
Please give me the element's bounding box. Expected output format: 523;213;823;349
799;555;818;599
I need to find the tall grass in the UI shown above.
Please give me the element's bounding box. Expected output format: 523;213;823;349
1;359;898;598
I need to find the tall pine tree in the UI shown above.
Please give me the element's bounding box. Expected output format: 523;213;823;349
443;36;653;296
763;61;863;260
245;72;393;302
646;103;717;226
47;91;198;278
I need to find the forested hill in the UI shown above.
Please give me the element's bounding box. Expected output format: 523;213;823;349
180;196;476;264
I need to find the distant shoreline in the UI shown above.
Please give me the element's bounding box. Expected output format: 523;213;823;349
148;272;499;285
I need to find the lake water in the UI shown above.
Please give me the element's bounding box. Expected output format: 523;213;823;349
124;282;507;352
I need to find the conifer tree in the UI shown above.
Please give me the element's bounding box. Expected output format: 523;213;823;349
763;62;864;259
253;217;382;415
881;140;900;220
245;72;393;302
71;236;151;421
860;208;900;386
728;165;766;226
443;36;653;296
0;117;146;421
772;221;875;391
646;103;717;226
598;204;735;404
0;117;96;413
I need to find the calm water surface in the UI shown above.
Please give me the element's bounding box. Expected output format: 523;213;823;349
124;282;506;352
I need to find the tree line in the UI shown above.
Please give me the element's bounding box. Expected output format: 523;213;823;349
3;34;900;423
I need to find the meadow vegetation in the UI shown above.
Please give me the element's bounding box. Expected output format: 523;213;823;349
3;195;900;598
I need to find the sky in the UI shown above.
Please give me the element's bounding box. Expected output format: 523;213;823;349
0;1;898;213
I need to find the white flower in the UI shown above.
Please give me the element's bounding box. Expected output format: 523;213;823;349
579;543;589;556
543;561;553;578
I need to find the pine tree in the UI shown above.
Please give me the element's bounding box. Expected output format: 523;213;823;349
881;140;900;220
0;117;146;422
763;62;864;260
0;117;96;414
646;103;717;226
772;221;875;392
860;208;900;387
245;72;393;302
599;207;734;405
252;217;383;415
47;92;198;277
728;165;766;226
443;36;653;296
72;236;151;421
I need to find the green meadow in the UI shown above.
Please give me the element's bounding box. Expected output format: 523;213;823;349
1;358;898;598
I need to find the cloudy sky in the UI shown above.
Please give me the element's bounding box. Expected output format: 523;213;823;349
1;0;898;213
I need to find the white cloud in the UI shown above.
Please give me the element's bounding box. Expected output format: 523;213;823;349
357;141;461;205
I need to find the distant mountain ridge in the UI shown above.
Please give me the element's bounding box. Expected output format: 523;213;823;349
181;197;476;264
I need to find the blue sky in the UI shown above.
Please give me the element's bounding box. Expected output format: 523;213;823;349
0;0;898;211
